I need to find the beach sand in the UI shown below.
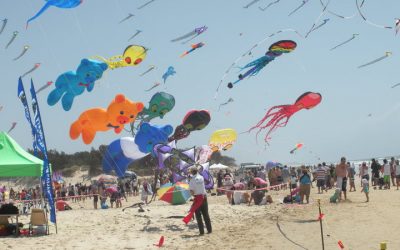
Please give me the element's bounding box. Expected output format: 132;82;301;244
1;181;399;250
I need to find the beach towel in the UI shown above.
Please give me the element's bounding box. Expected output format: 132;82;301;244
183;195;204;224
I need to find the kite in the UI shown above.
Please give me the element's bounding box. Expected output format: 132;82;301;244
36;81;53;94
290;143;303;154
259;0;281;11
209;128;237;152
70;94;144;144
0;106;3;112
140;92;176;122
145;82;160;92
93;45;146;70
288;0;309;16
26;0;83;28
171;26;207;43
5;31;18;49
137;0;156;9
7;122;17;133
162;66;176;83
216;29;302;99
391;83;400;88
396;19;400;35
140;65;156;76
21;63;40;78
355;0;392;29
330;34;358;51
358;52;392;68
218;98;234;111
0;19;7;35
247;92;322;143
180;42;205;58
13;45;30;61
227;40;297;89
47;59;107;111
135;123;173;154
305;18;330;38
119;13;134;24
243;0;261;8
103;137;148;177
128;30;142;41
169;110;211;142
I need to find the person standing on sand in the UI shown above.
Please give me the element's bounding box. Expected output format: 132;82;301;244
299;167;311;204
359;162;369;187
395;160;400;190
361;178;369;202
335;157;348;201
188;167;212;235
383;159;391;189
390;157;396;187
371;158;381;186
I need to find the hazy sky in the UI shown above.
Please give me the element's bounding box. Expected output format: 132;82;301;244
1;0;399;166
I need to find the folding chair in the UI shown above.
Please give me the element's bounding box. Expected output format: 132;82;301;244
29;208;49;235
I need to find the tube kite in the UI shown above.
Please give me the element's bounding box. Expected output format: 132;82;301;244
180;42;205;58
5;31;18;49
396;19;400;35
171;26;207;43
243;0;261;8
290;143;303;154
21;63;40;78
128;30;142;41
330;34;358;51
259;0;281;11
0;19;7;35
140;65;156;76
288;0;309;16
7;122;17;133
145;82;160;92
248;92;322;143
26;0;83;28
36;81;53;94
218;98;234;111
358;52;392;68
119;13;134;24
137;0;156;9
13;45;30;61
305;18;330;38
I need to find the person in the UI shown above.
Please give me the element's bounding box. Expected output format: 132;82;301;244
223;175;234;204
141;179;152;205
370;158;381;186
131;177;139;196
390;157;396;187
359;162;369;187
315;164;326;194
91;184;99;209
336;157;348;201
56;199;72;211
395;160;400;190
188;167;212;235
348;162;356;192
361;178;369;202
299;167;311;204
383;159;391;189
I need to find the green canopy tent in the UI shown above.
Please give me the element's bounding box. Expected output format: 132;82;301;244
0;131;43;177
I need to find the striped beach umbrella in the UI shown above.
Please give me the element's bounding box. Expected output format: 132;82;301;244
157;182;191;205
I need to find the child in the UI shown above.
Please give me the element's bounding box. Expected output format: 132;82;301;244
141;179;153;205
361;178;369;202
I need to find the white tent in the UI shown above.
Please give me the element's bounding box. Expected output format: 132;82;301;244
209;163;229;170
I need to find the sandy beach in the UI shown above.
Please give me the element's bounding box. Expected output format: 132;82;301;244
1;178;399;250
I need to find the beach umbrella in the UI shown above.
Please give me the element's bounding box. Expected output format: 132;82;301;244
157;182;191;205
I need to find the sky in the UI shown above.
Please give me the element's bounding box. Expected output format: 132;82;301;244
1;0;400;166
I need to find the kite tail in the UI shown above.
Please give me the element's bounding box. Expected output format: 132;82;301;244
183;195;204;224
26;2;52;28
248;107;285;133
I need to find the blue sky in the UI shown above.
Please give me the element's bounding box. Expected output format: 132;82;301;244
1;0;399;165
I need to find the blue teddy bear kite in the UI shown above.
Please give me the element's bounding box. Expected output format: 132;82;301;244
47;58;108;111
